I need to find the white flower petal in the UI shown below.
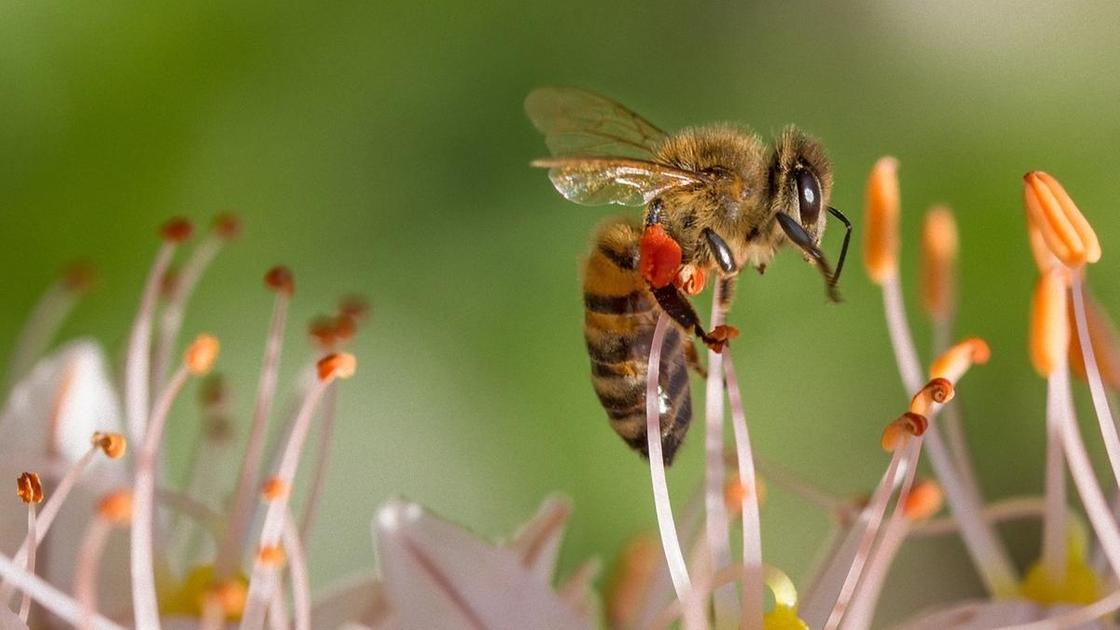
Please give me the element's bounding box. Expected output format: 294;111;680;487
0;339;122;465
507;495;571;581
0;606;29;630
373;499;591;630
895;598;1117;630
311;573;395;630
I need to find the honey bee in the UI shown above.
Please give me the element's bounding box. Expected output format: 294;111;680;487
526;87;851;464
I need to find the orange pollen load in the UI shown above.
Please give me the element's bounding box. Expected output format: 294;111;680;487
258;545;287;567
1030;268;1070;377
261;477;289;501
98;490;133;525
863;156;901;284
212;213;242;240
185;334;220;376
929;337;991;383
638;224;683;289
317;352;357;382
903;479;944;521
881;412;929;452
264;266;295;296
208;580;248;616
16;472;43;504
1023;171;1101;268
161;218;195;243
91;431;128;459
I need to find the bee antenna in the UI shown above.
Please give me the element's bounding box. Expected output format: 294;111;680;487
776;212;842;303
827;206;852;285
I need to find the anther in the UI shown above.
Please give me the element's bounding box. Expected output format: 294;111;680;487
863;157;900;284
881;412;929;452
317;352;357;382
1030;268;1070;377
97;490;133;525
61;261;98;294
333;314;357;344
199;374;228;409
264;266;295;296
339;295;370;323
260;477;289;501
160;266;180;298
207;579;248;617
308;316;338;348
160;217;195;243
91;432;128;459
725;476;767;515
212;213;242;240
16;473;43;504
206;416;235;444
185;334;220;376
930;337;991;383
257;545;286;567
902;479;944;521
1023;171;1101;268
920;206;958;322
910;378;955;416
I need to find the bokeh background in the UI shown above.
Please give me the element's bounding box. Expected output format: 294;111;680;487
3;1;1120;625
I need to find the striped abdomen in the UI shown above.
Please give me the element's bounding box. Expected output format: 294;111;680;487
582;217;693;465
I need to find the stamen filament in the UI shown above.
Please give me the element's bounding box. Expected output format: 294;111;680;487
1070;274;1120;487
299;382;337;539
131;364;192;630
19;503;37;622
75;518;114;630
0;549;125;630
1005;589;1120;630
1042;369;1069;583
5;277;82;391
218;282;291;578
723;354;763;630
125;237;180;442
703;279;736;627
911;496;1046;537
283;510;312;630
241;362;340;630
644;313;691;602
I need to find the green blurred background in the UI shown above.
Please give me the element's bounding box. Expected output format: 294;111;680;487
3;1;1120;624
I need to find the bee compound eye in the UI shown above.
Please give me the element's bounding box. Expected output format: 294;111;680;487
795;169;822;226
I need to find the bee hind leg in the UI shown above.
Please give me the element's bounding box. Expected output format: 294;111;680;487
650;284;738;353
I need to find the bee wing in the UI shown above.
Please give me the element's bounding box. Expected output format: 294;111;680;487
532;157;705;207
525;87;668;159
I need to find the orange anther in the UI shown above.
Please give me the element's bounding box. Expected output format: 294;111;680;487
16;473;43;504
903;479;944;521
317;352;357;382
161;218;195;243
92;432;128;459
258;545;286;567
212;213;242;240
881;412;929;452
920;206;958;322
1030;268;1070;377
185;334;220;376
260;477;289;501
264;266;295;296
208;579;248;616
639;224;683;289
863;157;900;284
62;261;98;294
98;490;133;525
930;338;990;383
1023;171;1101;268
909;378;955;416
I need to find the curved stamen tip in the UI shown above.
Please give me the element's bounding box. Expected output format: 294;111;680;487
1023;171;1101;268
98;490;133;525
61;261;98;294
212;213;242;240
881;412;929;452
207;579;248;617
339;295;371;323
264;266;295;296
185;334;220;376
863;156;900;284
260;477;290;501
930;337;991;383
16;472;43;504
1031;268;1070;377
309;315;339;349
902;479;944;521
910;377;955;415
317;352;357;382
91;431;128;459
258;545;287;567
161;217;195;243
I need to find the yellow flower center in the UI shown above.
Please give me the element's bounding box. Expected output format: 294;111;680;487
159;564;248;620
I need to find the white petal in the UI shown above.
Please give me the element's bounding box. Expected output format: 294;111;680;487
507;495;571;581
373;499;591;630
311;573;395;629
0;606;29;630
0;339;122;465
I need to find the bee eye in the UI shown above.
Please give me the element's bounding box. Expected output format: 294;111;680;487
795;169;822;226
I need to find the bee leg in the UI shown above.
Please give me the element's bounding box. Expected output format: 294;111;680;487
776;212;842;303
684;341;708;379
650;284;739;353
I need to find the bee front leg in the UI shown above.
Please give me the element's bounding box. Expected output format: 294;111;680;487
650;284;739;353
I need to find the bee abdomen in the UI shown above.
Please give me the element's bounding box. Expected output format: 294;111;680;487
582;217;694;465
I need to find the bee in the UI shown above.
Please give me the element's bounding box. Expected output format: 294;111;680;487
526;87;851;465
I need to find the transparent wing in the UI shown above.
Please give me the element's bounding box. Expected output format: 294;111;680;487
525;87;668;159
532;157;704;207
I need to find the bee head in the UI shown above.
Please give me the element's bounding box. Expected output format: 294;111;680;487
769;126;833;246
